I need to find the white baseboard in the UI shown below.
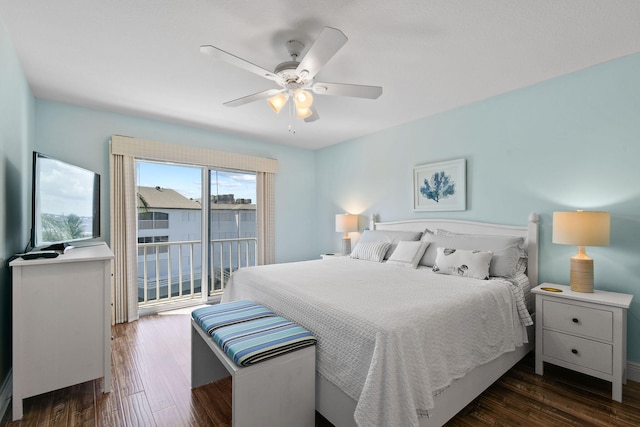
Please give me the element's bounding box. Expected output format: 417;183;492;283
0;369;12;423
628;361;640;383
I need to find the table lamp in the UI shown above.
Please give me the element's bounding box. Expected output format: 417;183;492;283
335;214;358;255
552;210;610;293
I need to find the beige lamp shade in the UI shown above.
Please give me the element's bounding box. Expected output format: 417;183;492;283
335;214;358;234
552;211;610;293
552;211;610;246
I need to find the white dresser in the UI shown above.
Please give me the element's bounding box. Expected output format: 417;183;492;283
10;243;114;420
532;283;633;402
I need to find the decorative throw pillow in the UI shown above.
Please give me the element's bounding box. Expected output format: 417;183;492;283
432;248;493;280
358;229;423;259
350;241;391;262
419;230;524;278
386;240;430;268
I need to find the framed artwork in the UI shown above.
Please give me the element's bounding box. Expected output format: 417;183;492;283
413;159;466;211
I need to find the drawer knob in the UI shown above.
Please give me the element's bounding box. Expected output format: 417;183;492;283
572;318;579;323
571;349;578;355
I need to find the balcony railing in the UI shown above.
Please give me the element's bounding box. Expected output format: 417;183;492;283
137;237;257;308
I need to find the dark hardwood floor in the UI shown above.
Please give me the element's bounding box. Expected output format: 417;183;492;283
3;309;639;426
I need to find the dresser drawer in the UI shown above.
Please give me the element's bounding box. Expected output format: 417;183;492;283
543;300;613;341
543;330;612;374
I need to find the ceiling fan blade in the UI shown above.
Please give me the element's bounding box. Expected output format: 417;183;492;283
312;82;383;99
200;45;283;84
304;106;319;123
296;27;348;80
223;89;282;107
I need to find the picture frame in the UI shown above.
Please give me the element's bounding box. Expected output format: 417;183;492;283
413;158;466;211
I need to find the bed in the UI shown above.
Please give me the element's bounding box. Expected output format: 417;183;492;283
221;213;539;427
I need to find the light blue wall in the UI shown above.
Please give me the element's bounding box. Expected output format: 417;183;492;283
316;53;640;364
34;99;318;264
0;17;35;398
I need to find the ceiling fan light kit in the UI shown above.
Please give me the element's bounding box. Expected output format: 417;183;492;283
296;106;313;120
201;26;382;131
294;88;313;109
267;92;288;114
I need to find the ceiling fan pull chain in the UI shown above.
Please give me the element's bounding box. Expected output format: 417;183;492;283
288;100;296;134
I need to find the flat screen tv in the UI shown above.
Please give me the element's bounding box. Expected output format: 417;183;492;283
31;151;101;250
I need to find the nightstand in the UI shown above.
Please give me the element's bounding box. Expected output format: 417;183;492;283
532;283;633;402
321;253;344;259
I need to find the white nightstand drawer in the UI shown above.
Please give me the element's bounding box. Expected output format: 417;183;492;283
543;330;612;374
543;300;613;341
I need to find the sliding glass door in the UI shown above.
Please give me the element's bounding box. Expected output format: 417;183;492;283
208;169;257;293
135;161;257;310
136;161;203;307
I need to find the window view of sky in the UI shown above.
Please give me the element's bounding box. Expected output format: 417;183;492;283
136;161;256;201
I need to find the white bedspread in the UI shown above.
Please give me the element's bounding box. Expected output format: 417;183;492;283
222;258;529;427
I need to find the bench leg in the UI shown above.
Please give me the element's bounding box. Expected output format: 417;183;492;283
191;324;230;388
233;346;315;427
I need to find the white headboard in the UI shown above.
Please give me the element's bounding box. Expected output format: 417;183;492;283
373;213;539;286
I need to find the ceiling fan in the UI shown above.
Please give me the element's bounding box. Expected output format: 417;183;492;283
200;26;382;127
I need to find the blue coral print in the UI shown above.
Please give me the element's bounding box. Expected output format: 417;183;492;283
420;171;455;203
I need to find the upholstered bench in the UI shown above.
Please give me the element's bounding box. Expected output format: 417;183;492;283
192;300;276;335
191;301;316;427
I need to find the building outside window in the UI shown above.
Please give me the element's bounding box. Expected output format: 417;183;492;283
138;211;169;230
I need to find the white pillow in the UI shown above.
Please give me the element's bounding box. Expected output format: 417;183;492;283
432;248;493;280
435;229;525;255
489;245;522;277
419;229;437;264
358;229;423;259
350;241;391;262
420;230;524;277
386;240;430;268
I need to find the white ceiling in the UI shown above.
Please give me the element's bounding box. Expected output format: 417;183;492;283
1;1;639;150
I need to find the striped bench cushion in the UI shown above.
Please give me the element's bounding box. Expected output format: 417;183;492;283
191;300;275;335
212;316;317;367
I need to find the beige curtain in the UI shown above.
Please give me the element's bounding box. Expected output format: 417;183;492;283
110;135;278;173
109;135;278;323
256;172;275;265
109;149;139;323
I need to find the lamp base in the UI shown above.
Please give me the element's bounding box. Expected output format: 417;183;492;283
570;254;594;293
342;237;352;256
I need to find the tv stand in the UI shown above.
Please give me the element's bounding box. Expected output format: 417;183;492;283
10;243;114;420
